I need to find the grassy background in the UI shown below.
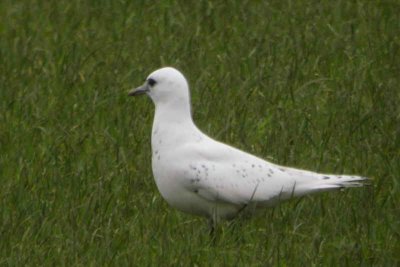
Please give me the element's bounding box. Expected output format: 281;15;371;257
1;0;399;265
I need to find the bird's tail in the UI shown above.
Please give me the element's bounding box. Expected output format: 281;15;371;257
294;175;371;198
281;167;370;196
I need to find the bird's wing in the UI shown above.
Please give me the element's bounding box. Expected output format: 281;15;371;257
181;138;368;206
180;140;299;206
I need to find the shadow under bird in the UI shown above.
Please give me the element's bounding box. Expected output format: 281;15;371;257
128;67;368;228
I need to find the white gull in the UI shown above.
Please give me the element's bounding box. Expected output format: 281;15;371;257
128;67;368;225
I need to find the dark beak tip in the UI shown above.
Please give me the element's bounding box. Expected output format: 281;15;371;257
128;84;148;97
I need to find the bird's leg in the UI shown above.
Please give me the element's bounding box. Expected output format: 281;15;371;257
208;218;218;245
208;218;215;236
208;207;219;243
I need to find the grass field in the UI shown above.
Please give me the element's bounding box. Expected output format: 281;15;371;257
1;0;399;265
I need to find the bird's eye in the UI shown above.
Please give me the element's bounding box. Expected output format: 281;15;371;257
148;78;157;87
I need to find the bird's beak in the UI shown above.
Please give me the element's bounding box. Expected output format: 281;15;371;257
128;83;149;96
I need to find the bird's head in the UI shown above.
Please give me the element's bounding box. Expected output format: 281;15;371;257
129;67;190;107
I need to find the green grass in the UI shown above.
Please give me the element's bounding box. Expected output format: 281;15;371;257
1;0;399;265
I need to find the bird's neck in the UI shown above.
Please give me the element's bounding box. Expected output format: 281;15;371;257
151;99;201;151
153;98;194;126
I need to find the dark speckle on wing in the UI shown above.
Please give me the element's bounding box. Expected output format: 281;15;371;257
190;177;201;184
